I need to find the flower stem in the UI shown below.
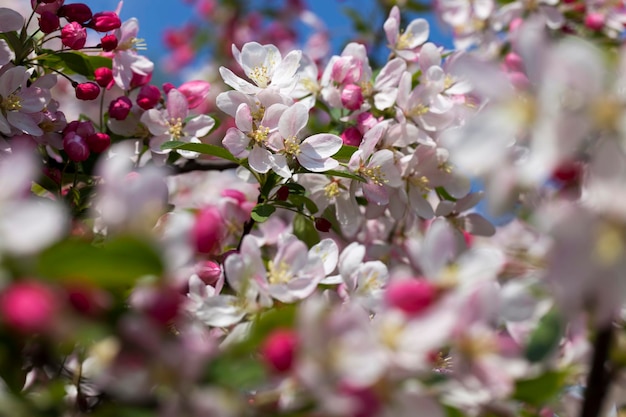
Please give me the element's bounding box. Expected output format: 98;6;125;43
580;324;614;417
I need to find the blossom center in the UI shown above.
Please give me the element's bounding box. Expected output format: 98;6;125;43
324;181;340;198
250;126;270;144
2;93;22;111
250;66;270;88
360;164;387;186
409;175;431;192
267;260;292;284
408;103;429;118
284;136;301;156
396;31;414;50
119;37;147;51
168;117;184;139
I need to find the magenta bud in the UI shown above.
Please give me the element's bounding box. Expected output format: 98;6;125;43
195;261;222;286
108;96;133;120
0;281;58;333
340;126;362;147
341;84;364;111
63;131;90;162
100;34;118;52
89;11;121;32
94;67;114;88
75;82;100;100
58;3;93;23
261;329;298;373
61;21;87;50
162;82;175;94
385;279;437;316
314;217;332;232
86;132;111;153
192;206;224;254
38;11;59;33
585;12;605;31
276;186;290;201
136;85;161;110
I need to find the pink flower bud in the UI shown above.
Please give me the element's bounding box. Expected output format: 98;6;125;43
32;0;63;14
341;126;363;147
61;21;87;50
143;287;183;325
136;85;161;110
341;84;364;111
261;329;298;373
89;11;121;32
63;131;90;162
356;112;380;133
130;71;152;89
0;281;58;333
195;261;222;286
221;189;248;205
86;132;110;153
75;81;100;100
503;52;524;72
58;3;93;24
585;12;605;31
66;284;110;317
508;71;529;90
64;120;95;138
331;56;362;84
275;186;290;201
94;67;114;89
100;34;118;52
108;96;132;120
385;279;437;316
178;80;211;109
38;11;59;34
192;206;224;254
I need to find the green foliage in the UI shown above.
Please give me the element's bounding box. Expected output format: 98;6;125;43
37;236;164;289
251;204;276;222
525;308;563;362
513;370;568;406
160;142;238;163
40;52;112;77
293;214;320;248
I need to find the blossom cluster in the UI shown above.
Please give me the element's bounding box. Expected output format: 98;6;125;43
1;0;626;417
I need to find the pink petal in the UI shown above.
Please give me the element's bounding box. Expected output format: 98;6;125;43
278;102;308;138
249;145;272;173
166;89;189;121
223;128;250;157
301;134;342;158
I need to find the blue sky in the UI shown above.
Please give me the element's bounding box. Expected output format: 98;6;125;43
84;0;453;79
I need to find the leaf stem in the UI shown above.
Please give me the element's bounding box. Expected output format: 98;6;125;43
580;324;614;417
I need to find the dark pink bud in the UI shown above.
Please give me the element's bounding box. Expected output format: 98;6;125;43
192;206;224;254
94;67;114;89
385;279;437;316
63;131;90;162
314;217;332;232
58;3;93;24
38;11;59;33
66;284;110;317
89;11;121;32
61;21;87;50
275;186;290;201
75;82;100;100
162;82;175;94
64;120;95;138
100;34;118;52
32;0;63;14
261;329;298;373
86;132;110;153
136;85;161;110
108;96;132;120
341;126;363;147
178;80;210;109
552;160;584;183
504;52;524;72
0;281;58;333
341;84;364;111
585;12;605;31
195;261;222;286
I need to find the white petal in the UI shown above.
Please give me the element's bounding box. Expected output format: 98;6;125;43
278;102;308;138
219;66;261;95
301;134;342;158
249;145;272;173
0;8;24;33
223;128;250;157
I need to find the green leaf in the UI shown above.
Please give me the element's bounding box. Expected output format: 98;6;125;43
334;145;359;161
323;169;367;182
54;52;97;76
160;142;238;163
288;194;319;214
37;236;164;288
513;371;567;406
525;308;563;362
284;182;306;195
205;355;266;390
293;214;320;248
435;186;458;202
251;204;276;223
87;55;113;70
